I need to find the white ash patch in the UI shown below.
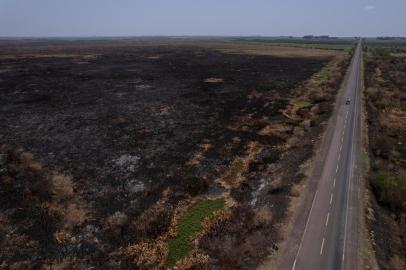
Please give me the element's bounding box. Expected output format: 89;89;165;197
250;178;267;206
137;84;152;90
114;154;140;173
127;179;145;193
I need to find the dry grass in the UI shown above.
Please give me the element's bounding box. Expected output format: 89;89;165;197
174;250;209;270
258;123;291;139
185;143;213;166
51;174;74;200
216;142;263;205
130;189;173;240
63;203;88;228
290;184;302;197
110;239;168;270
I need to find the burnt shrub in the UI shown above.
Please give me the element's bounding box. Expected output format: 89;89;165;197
104;211;129;239
130;204;173;240
230;180;253;202
1;150;53;203
177;176;209;196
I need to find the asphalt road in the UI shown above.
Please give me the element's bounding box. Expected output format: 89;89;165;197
277;40;363;270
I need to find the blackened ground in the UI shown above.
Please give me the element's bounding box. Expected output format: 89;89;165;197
0;43;331;269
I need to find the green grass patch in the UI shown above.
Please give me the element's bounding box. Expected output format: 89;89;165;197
229;38;355;51
293;98;312;109
365;47;391;59
371;171;406;210
315;61;337;81
166;199;225;267
264;42;352;51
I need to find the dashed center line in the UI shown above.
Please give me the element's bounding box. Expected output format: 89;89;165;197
336;164;339;173
338;153;341;161
325;212;330;226
330;193;334;204
320;238;325;255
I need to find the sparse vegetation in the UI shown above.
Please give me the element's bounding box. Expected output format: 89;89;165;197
0;144;88;269
315;61;337;81
293;98;312;109
230;37;355;52
364;43;406;270
371;171;406;210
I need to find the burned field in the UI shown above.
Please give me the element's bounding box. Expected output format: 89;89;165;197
363;44;406;270
0;40;349;269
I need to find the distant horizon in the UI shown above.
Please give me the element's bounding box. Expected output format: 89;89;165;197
1;0;405;37
0;35;404;40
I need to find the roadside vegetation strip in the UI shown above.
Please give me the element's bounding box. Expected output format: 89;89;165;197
315;61;338;81
371;171;406;209
166;198;225;268
267;42;353;52
229;38;354;52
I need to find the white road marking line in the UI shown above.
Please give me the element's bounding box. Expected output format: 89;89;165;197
325;212;330;226
292;259;297;270
330;193;333;204
292;189;319;269
336;164;339;173
342;44;361;270
320;238;325;255
338;153;341;161
341;136;344;143
333;178;336;187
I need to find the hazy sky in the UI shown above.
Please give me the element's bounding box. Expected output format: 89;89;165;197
0;0;405;37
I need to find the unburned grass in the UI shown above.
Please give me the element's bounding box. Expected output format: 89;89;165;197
315;61;337;81
371;171;406;210
166;199;225;267
293;98;312;109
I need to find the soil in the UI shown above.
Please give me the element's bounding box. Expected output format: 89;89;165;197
0;39;342;269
